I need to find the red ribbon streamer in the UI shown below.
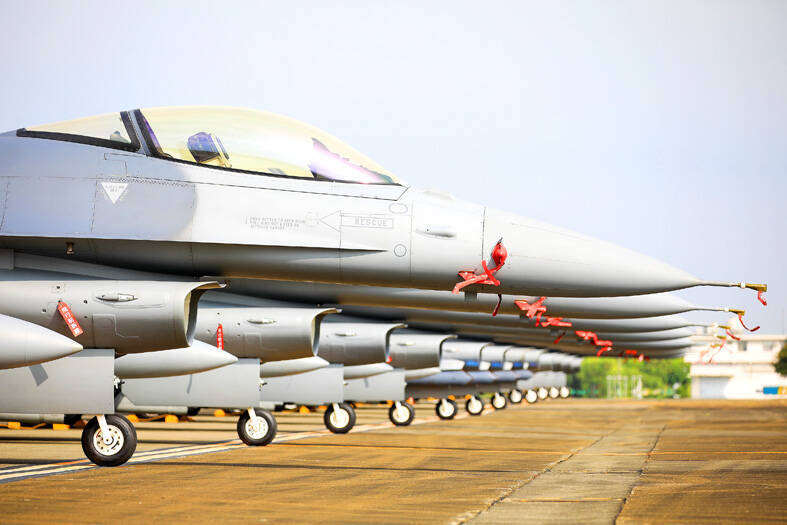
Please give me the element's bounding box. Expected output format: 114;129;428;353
492;294;502;316
725;329;741;341
515;297;547;319
758;290;767;306
737;314;760;332
538;316;573;328
452;240;508;294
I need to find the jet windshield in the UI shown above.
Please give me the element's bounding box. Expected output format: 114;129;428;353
136;106;401;185
19;112;138;151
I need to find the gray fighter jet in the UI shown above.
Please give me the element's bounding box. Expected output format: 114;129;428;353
0;106;765;466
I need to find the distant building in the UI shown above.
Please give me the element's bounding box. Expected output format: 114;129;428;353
685;319;787;399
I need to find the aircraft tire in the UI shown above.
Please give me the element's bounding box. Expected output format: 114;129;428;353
389;402;415;426
492;393;507;410
237;408;277;446
508;389;523;404
324;402;356;434
466;396;484;416
560;386;570;398
525;390;538;404
435;398;458;420
548;387;560;399
81;414;137;467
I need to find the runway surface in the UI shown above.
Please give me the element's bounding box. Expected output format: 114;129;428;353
0;398;785;524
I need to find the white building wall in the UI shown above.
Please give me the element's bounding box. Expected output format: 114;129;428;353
686;331;787;400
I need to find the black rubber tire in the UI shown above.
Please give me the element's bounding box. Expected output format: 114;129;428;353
81;414;137;467
237;409;277;446
435;398;458;420
389;402;416;426
324;402;356;434
465;396;484;416
186;407;201;417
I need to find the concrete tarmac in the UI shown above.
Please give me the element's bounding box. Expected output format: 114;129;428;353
0;399;785;524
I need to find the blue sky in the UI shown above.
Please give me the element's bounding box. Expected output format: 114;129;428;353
1;1;784;332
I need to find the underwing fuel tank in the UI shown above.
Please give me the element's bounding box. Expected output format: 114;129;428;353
0;313;83;369
114;341;238;379
388;331;456;370
317;320;406;366
259;356;331;378
0;280;221;353
195;304;338;361
0;107;765;301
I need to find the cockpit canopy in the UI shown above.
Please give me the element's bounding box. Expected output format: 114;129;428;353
20;106;402;185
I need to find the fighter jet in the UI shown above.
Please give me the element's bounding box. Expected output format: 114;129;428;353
0;105;766;466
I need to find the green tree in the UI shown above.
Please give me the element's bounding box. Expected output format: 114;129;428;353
569;357;690;398
775;343;787;376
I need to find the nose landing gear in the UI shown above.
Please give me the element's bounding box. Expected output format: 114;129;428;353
491;392;507;410
508;389;523;404
237;408;277;446
465;396;484;416
389;401;415;426
81;414;137;467
435;398;458;420
325;402;356;434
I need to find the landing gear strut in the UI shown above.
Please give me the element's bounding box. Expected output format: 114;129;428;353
465;396;484;416
237;408;277;446
435;398;458;420
81;414;137;467
324;402;356;433
389;401;415;426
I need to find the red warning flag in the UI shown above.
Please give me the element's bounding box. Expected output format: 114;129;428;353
57;301;83;337
216;324;224;351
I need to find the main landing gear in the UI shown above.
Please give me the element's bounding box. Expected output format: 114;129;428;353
324;402;356;434
81;414;137;467
389;401;415;426
435;398;458;420
465;396;484;416
237;408;277;446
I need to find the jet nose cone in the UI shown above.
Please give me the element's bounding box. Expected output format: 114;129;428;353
484;209;700;297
